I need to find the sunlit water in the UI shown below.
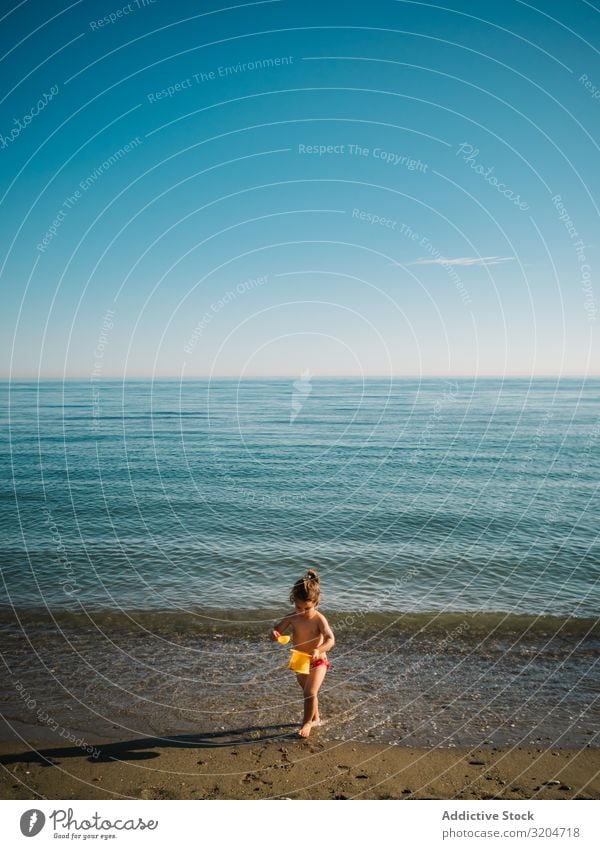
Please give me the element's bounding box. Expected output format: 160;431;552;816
1;378;598;746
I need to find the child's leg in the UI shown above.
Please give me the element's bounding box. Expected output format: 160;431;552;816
295;673;309;691
299;665;327;737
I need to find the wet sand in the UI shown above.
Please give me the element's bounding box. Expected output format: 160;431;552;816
3;610;598;752
1;731;598;800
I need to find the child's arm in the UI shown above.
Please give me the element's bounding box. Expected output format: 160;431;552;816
269;614;293;641
316;614;335;655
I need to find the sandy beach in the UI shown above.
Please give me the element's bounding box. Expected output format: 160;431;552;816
1;733;598;801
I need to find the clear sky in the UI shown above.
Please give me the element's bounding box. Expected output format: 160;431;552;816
0;0;598;378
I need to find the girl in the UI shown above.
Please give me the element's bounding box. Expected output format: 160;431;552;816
270;569;335;738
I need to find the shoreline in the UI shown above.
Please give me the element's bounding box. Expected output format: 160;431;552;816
2;606;597;634
1;734;598;800
2;610;598;751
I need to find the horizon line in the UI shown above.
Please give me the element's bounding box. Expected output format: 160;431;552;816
2;373;599;381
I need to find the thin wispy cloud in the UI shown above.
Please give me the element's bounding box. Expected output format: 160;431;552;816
410;256;516;267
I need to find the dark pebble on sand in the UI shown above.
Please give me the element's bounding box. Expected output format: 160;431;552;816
469;760;486;765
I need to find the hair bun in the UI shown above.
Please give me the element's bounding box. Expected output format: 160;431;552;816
290;569;321;605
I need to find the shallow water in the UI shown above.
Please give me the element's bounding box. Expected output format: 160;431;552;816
1;609;597;748
1;378;598;747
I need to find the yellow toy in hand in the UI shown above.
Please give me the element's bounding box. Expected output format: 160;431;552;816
277;634;291;644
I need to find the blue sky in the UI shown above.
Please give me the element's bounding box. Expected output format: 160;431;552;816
1;0;598;377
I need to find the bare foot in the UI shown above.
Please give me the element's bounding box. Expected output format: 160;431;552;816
298;722;312;738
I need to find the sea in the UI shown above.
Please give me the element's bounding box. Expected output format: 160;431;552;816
0;377;598;749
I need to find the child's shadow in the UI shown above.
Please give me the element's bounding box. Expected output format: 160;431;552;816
0;724;299;767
